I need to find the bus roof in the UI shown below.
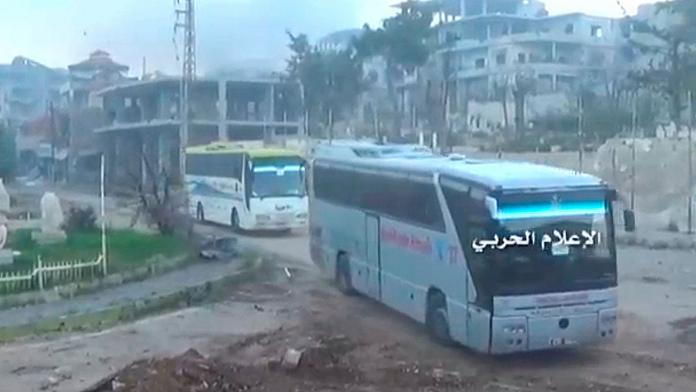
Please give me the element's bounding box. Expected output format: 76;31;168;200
186;142;300;158
316;153;606;192
310;140;432;159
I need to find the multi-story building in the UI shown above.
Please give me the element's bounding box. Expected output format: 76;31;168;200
0;57;67;179
0;56;66;127
95;77;302;187
423;0;630;133
60;50;136;183
61;50;134;110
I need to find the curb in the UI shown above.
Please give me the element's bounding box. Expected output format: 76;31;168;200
0;254;191;311
0;255;270;343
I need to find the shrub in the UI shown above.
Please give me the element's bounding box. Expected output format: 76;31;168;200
63;206;97;232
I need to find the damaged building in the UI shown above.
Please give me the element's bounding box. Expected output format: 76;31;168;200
94;77;302;188
430;0;629;133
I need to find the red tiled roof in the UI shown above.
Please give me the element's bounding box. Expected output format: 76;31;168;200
68;50;129;72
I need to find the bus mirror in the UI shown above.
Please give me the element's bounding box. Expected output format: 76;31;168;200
623;209;636;232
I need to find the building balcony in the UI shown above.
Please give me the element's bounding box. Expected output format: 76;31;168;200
440;31;618;53
455;62;605;80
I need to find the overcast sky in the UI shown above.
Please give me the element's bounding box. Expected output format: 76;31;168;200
0;0;655;75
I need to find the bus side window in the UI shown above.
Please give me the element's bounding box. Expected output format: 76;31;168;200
442;183;493;307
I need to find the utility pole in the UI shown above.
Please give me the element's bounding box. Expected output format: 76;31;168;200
441;32;459;155
688;90;694;234
49;102;56;183
631;91;637;211
577;94;584;173
175;0;196;184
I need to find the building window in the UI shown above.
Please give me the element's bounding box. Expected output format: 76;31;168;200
518;53;527;64
591;25;604;38
588;50;606;66
496;51;507;65
475;58;486;69
565;23;574;34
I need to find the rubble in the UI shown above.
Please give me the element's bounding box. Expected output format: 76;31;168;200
82;349;250;392
280;348;303;369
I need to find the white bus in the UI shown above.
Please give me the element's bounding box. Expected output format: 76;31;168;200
308;141;635;354
186;143;308;232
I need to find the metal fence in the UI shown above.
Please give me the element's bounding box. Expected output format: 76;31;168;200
0;255;105;294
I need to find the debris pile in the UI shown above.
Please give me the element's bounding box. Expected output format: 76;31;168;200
84;349;251;392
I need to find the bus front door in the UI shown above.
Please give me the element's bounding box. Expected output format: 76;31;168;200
365;214;382;300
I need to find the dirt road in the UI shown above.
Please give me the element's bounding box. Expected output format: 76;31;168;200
82;262;696;392
0;226;695;391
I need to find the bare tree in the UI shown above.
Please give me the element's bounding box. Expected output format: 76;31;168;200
127;155;192;238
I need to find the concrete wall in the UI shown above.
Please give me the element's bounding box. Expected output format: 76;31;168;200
466;92;571;133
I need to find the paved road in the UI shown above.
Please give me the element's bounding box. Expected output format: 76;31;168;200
0;257;244;329
197;223;311;266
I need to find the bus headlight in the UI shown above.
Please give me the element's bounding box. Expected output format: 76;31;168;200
600;312;617;324
504;325;526;334
256;214;271;223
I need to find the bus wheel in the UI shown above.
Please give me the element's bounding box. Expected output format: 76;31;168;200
335;254;355;296
426;292;453;346
231;209;241;232
196;203;205;222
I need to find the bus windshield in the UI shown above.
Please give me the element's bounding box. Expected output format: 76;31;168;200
451;189;617;307
251;157;305;198
485;195;616;297
490;211;614;294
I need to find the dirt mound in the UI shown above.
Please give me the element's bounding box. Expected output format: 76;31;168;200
84;349;251;392
594;138;694;229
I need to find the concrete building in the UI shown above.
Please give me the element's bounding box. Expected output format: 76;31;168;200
413;0;630;133
0;57;66;128
316;29;363;53
59;51;136;184
61;50;134;110
95;77;301;187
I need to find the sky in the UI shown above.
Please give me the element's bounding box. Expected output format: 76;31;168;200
0;0;656;76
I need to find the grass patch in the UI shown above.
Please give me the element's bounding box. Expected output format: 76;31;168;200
5;229;191;273
0;255;269;344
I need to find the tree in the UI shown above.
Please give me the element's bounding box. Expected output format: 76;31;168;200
128;155;191;237
354;2;433;138
511;72;536;135
627;1;696;231
286;32;325;137
492;77;510;132
0;125;16;181
628;1;696;132
286;32;365;139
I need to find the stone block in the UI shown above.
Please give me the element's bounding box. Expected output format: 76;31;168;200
0;249;13;265
32;230;67;245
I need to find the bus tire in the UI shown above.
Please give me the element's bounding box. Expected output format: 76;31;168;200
335;253;355;296
196;203;205;222
426;291;453;346
231;209;241;232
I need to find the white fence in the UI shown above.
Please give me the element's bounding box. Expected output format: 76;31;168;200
0;255;105;294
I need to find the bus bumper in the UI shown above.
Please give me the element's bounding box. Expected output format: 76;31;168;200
490;308;617;354
249;214;307;231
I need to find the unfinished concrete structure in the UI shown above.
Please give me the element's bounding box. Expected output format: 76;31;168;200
95;77;301;187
